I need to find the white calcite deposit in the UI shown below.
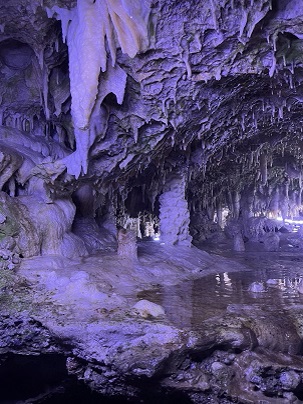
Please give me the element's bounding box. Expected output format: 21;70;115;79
1;0;303;402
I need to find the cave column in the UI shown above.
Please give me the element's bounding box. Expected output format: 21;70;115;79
233;190;241;219
216;200;223;229
159;173;192;247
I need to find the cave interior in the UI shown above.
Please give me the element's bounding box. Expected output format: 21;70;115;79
2;0;303;403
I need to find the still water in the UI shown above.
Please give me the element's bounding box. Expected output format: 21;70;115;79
4;252;303;403
139;252;303;331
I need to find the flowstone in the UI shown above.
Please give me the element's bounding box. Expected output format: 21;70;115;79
2;0;303;402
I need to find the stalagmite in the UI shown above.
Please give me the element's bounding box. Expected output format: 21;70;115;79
233;232;245;252
159;173;192;247
117;227;137;261
4;2;303;402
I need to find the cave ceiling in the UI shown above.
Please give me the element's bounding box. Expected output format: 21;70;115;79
0;0;302;217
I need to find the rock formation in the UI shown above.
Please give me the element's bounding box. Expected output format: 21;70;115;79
0;0;302;249
2;0;303;402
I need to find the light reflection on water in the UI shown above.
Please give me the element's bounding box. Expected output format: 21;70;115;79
138;264;303;330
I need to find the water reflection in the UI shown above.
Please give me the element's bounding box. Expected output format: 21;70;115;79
162;282;193;328
139;264;303;331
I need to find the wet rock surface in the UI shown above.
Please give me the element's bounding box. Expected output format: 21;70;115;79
1;0;303;402
1;243;303;402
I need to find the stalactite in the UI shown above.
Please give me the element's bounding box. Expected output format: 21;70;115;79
216;200;223;228
269;53;276;77
226;190;233;216
298;189;302;207
182;53;192;79
47;0;150;176
260;153;267;185
209;0;219;31
249;151;254;169
239;9;248;38
232;191;241;219
285;180;289;200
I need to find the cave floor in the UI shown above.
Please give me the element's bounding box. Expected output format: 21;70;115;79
4;239;303;402
16;240;248;328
